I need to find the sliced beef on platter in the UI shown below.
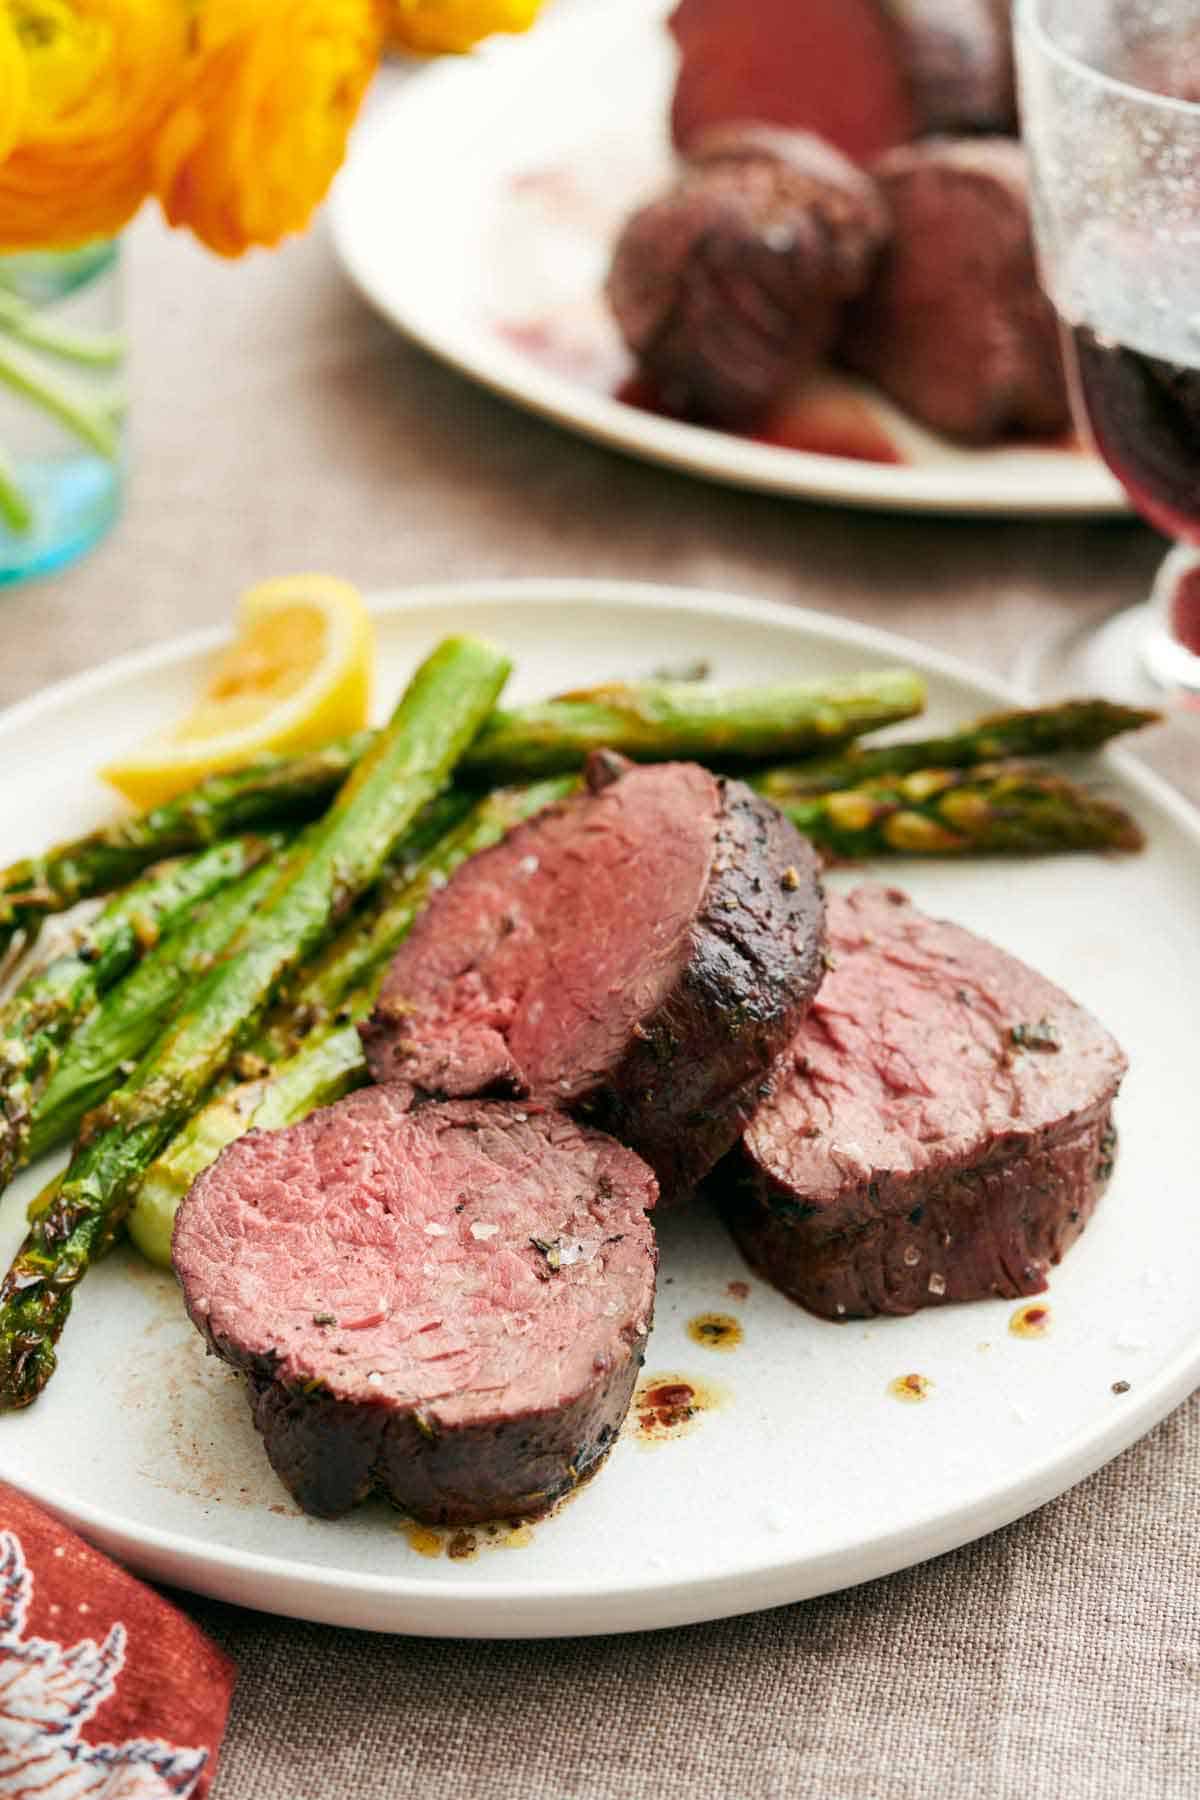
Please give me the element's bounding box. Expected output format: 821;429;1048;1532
724;885;1126;1319
362;753;826;1205
898;0;1016;139
668;0;1016;164
606;126;890;424
173;1092;659;1524
838;139;1070;444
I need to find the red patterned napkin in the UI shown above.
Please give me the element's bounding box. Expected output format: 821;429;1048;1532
0;1482;235;1798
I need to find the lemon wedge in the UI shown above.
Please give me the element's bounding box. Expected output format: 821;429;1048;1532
102;575;374;809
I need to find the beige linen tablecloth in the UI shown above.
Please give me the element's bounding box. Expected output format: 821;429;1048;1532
3;214;1198;1800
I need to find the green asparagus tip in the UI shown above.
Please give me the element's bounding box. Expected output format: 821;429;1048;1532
780;760;1145;859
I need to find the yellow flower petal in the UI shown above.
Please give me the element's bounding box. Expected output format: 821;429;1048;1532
0;0;191;249
152;0;384;258
15;0;112;129
388;0;542;55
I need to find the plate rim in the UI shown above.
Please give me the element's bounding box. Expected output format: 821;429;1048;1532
3;576;1197;1638
330;10;1127;520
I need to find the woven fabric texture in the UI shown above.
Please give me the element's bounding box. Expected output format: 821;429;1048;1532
193;1389;1197;1800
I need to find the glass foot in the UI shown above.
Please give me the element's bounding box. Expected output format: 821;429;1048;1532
1019;546;1200;704
1142;545;1200;696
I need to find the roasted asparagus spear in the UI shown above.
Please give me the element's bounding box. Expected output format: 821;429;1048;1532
0;635;511;1408
459;670;927;780
0;834;281;1189
777;763;1145;858
25;852;286;1165
0;735;371;952
0;670;928;947
754;699;1159;801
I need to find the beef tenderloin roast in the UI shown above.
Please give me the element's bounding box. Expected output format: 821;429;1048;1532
724;886;1126;1318
839;138;1070;444
174;1092;659;1523
668;0;1016;163
606;127;889;425
363;753;826;1204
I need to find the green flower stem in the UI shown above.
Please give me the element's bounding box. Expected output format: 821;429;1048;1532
0;332;121;459
0;291;124;369
0;440;33;534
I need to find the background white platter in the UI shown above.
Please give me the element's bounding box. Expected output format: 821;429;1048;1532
2;580;1195;1638
331;0;1126;518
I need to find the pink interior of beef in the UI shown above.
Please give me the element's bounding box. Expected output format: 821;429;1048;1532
669;0;917;163
745;885;1127;1214
372;762;721;1102
174;1091;658;1430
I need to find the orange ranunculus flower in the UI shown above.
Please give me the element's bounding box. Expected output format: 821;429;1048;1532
387;0;541;56
152;0;385;258
0;0;192;248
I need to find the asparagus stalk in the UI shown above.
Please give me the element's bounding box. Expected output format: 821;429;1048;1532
0;732;371;951
25;852;288;1165
10;683;1143;974
777;763;1145;858
0;635;511;1409
754;699;1160;802
128;775;577;1264
244;788;470;1061
0;672;926;952
24;1169;61;1226
25;790;474;1166
0;670;928;953
0;835;280;1190
459;670;927;780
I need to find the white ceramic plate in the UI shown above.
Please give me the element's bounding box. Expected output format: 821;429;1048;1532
331;0;1125;517
2;581;1196;1639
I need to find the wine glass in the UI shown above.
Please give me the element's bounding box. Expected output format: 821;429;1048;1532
1015;0;1200;698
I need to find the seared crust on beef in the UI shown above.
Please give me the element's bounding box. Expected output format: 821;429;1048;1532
174;1092;658;1523
730;1108;1115;1318
724;886;1126;1318
363;755;826;1204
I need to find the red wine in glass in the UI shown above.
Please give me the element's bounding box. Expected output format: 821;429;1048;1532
1016;0;1200;695
1063;323;1200;657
